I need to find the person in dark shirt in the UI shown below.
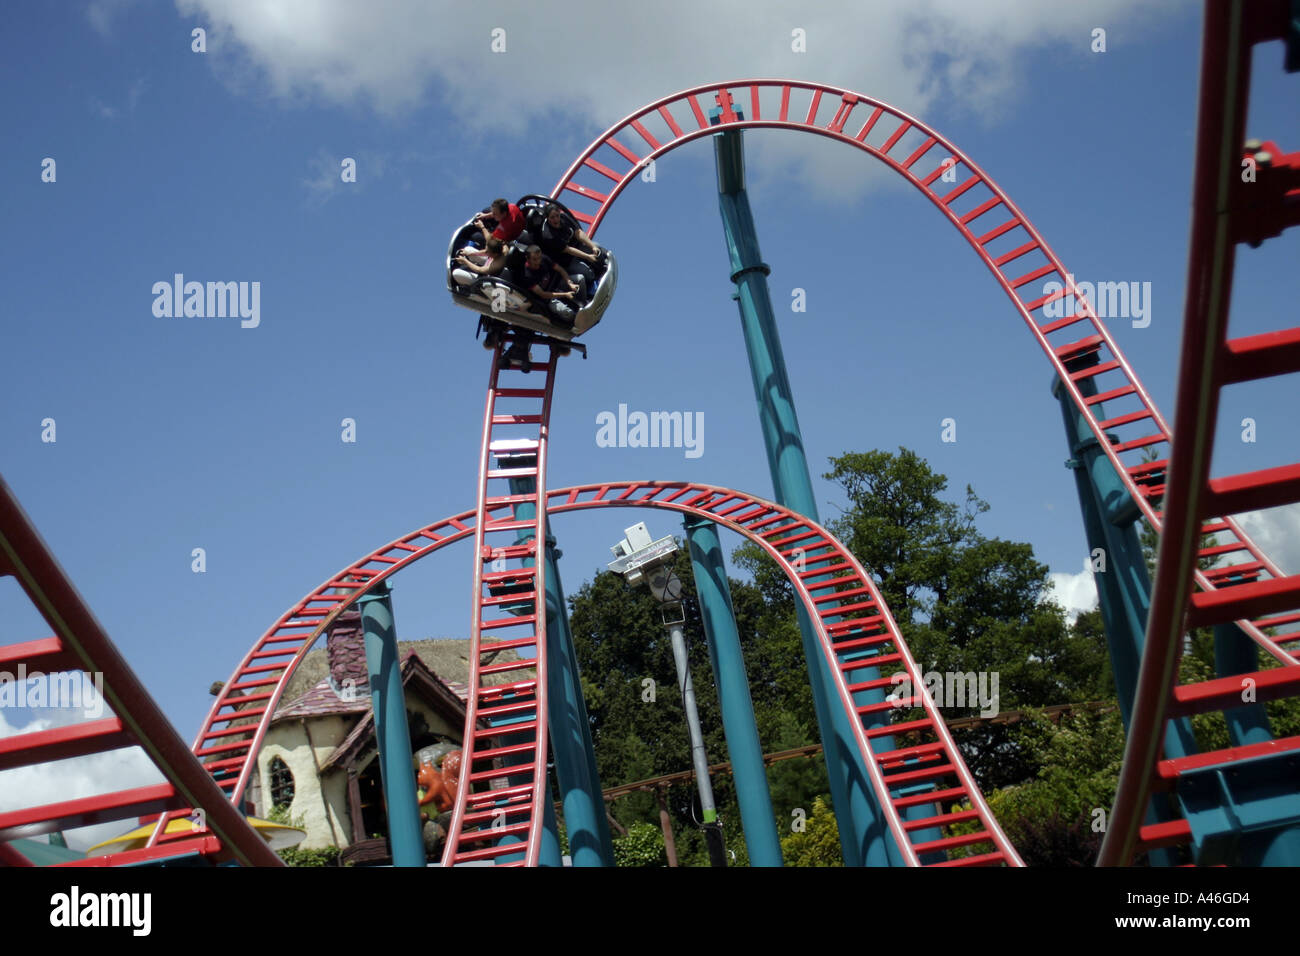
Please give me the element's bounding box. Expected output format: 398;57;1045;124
519;245;581;324
497;245;580;371
527;203;601;300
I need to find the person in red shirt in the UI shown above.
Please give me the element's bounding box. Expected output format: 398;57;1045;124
470;198;524;247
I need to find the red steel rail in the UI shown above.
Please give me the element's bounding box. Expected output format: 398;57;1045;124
441;342;559;867
186;76;1298;866
17;69;1290;866
1099;0;1300;865
555;78;1300;666
0;475;281;867
189;480;1023;867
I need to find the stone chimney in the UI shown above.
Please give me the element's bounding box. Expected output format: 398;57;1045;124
326;609;369;701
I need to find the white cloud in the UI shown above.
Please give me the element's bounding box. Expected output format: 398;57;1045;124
1041;504;1299;627
88;77;148;121
127;75;148;111
87;0;144;38
0;709;165;852
174;0;1190;199
1046;563;1099;624
1237;504;1300;575
300;148;393;204
301;148;345;202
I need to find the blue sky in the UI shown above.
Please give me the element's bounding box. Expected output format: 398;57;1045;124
2;0;1297;844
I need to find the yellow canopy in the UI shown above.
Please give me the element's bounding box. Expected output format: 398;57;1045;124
87;815;306;857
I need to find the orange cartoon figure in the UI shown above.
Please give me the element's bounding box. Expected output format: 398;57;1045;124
417;757;453;814
415;743;463;857
415;744;463;817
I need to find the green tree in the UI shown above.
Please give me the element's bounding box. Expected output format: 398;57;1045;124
613;821;667;867
569;550;726;818
569;543;830;865
780;796;842;866
820;448;1114;790
948;707;1125;866
730;543;818;736
822;448;988;627
764;711;830;830
564;447;1144;865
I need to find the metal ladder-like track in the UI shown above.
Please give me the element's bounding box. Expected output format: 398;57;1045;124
553;77;1300;667
1102;0;1300;864
443;335;559;866
0;476;279;867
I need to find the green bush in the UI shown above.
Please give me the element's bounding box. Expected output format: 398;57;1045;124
278;844;342;867
945;707;1123;865
613;821;666;867
779;796;842;866
267;803;345;867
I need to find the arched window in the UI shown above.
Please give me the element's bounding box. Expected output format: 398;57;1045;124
269;756;295;808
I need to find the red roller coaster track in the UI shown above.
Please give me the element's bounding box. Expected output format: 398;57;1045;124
4;18;1296;864
197;72;1300;866
441;344;560;866
0;477;281;868
1099;0;1300;865
554;77;1299;667
185;479;1024;866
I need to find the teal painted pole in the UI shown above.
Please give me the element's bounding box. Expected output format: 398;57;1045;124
481;707;562;866
1052;370;1195;757
357;582;426;867
505;471;612;865
1053;376;1146;728
683;514;783;866
539;776;564;866
715;125;894;866
546;540;617;864
1214;623;1272;747
1213;622;1300;865
1052;370;1185;865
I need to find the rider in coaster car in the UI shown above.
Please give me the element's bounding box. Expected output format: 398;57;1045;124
452;237;509;287
468;197;526;249
498;245;581;370
526;202;604;301
519;244;581;325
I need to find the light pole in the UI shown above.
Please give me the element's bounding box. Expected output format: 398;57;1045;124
609;523;727;867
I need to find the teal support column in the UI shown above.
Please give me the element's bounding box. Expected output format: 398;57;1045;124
504;471;613;866
1215;623;1272;747
683;514;783;866
1053;376;1146;728
1211;622;1300;865
357;582;426;867
1052;366;1195;757
481;707;563;866
1057;373;1300;866
539;777;563;866
1052;367;1190;865
546;540;617;864
715;123;896;866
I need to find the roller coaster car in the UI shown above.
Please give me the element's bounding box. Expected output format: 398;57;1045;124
446;195;617;342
